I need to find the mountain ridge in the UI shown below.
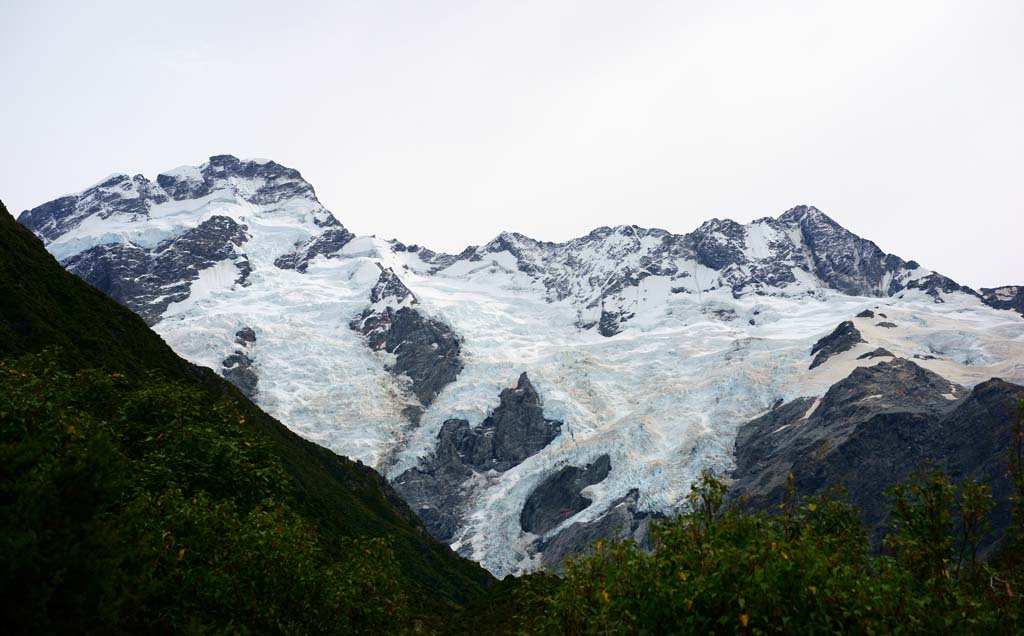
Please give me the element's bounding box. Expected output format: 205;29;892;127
17;155;1009;321
15;154;1024;577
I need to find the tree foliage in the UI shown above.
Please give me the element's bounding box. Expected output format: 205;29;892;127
514;461;1024;636
0;351;408;635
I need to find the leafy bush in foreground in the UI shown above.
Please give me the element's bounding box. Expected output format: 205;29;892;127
0;352;407;635
515;460;1024;635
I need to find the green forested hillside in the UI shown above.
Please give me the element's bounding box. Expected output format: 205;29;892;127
0;200;493;634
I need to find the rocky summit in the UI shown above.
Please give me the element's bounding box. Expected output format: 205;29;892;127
16;154;1024;576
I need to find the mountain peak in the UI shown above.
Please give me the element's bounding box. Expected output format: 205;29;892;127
19;154;338;263
156;154;317;204
777;204;834;224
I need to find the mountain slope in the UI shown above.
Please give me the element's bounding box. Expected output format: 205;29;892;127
17;155;1024;576
731;357;1024;555
0;199;494;631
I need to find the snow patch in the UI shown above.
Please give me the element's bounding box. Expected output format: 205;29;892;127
802;398;822;420
159;165;203;181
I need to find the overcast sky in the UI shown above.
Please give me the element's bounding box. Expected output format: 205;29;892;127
1;0;1021;288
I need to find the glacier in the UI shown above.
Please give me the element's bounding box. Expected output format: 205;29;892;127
16;155;1024;576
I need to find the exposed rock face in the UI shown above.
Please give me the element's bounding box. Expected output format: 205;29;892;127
158;154;321;205
370;267;416;304
222;351;258;398
235;326;256;345
440;373;562;473
390;457;471;543
598;309;626;337
538;489;656;571
938;378;1024;547
809;320;865;369
18;174;167;243
63;215;250;324
856;309;875;318
393;373;563;542
274;227;354;272
691;218;748;271
901;270;978;303
521;454;612;535
857;347;894;360
876;321;897;328
982;285;1024;317
731;358;1023;554
382;307;463;406
351;268;462;408
777;207;901;297
221;327;259;398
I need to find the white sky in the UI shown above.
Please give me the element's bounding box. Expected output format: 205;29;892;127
1;0;1021;288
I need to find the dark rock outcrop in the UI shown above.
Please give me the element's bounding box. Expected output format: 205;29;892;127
875;321;897;328
393;373;563;542
691;218;748;270
235;326;256;345
351;268;461;407
709;307;738;322
438;373;562;473
384;307;462;406
809;321;865;369
856;309;875;318
390;458;471;543
370;266;416;304
274;227;354;272
598;309;624;337
731;358;1023;555
981;285;1024;317
903;271;977;302
857;347;894;360
221;325;258;398
63;215;250;324
521;454;612;535
222;351;258;398
538;489;656;571
778;206;895;296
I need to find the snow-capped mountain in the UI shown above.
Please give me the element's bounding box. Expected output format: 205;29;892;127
17;155;1024;576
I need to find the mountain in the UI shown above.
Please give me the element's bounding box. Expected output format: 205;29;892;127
731;357;1023;556
0;199;493;632
17;155;1024;576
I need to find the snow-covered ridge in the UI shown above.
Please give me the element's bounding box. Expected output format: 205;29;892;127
16;156;983;327
16;155;1024;577
405;205;981;338
19;155;337;263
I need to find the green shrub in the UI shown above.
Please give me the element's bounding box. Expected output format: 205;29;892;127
515;469;1022;635
0;351;408;635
